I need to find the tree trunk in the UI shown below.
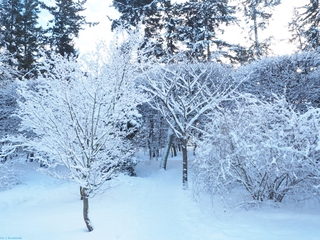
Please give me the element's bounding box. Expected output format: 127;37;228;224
80;186;83;200
181;138;188;190
252;0;260;58
172;144;177;157
160;129;174;170
81;187;94;232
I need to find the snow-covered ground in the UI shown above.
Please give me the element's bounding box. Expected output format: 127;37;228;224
1;153;320;240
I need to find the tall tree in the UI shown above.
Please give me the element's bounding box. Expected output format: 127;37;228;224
112;0;154;29
113;0;246;63
42;0;90;57
112;0;180;60
289;1;320;51
176;0;238;62
240;0;281;59
0;0;42;75
0;0;23;68
19;0;42;75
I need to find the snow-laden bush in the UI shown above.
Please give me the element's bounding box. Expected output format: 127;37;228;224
0;159;22;190
236;51;320;112
194;95;320;204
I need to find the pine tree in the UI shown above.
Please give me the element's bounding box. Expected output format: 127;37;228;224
112;0;179;60
42;0;89;57
288;8;304;51
240;0;281;59
0;0;42;75
112;0;242;63
0;0;23;68
19;0;42;75
112;0;154;29
176;0;237;62
290;1;320;51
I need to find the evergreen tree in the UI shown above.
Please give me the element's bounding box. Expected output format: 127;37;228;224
176;0;237;62
288;8;304;51
42;0;90;57
289;1;320;51
113;0;244;63
112;0;154;29
19;0;42;75
0;0;42;75
0;0;23;68
240;0;281;59
112;0;179;60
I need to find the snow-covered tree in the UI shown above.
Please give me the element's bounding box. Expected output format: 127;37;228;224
0;51;23;190
0;0;23;67
194;95;320;204
176;0;237;62
113;0;183;60
19;0;43;75
289;0;320;51
42;0;94;57
0;80;19;140
0;51;20;142
140;59;238;189
238;0;281;58
0;0;43;74
15;36;141;231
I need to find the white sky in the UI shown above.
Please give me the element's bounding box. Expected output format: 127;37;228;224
75;0;116;54
75;0;310;56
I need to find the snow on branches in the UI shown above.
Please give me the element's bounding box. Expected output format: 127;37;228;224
140;60;239;189
194;94;320;205
17;45;141;195
15;37;142;231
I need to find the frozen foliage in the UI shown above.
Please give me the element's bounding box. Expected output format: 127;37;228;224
194;95;320;204
236;51;320;112
0;51;23;162
290;1;320;51
0;80;19;139
0;51;17;81
0;52;19;139
0;159;22;190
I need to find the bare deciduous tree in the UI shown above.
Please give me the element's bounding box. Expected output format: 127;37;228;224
140;60;238;189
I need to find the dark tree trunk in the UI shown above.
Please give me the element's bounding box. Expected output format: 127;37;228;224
181;138;188;190
80;186;83;200
160;130;174;170
81;187;94;232
252;0;260;58
172;144;177;157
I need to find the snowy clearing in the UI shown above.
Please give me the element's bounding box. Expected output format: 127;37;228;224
1;155;320;240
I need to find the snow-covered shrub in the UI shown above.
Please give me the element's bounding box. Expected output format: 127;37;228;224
194;95;320;204
0;159;22;190
0;81;20;139
236;51;320;112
